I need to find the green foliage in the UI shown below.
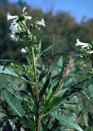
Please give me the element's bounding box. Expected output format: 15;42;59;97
0;66;33;84
88;84;93;100
0;4;93;131
51;110;83;131
0;1;93;62
1;87;25;118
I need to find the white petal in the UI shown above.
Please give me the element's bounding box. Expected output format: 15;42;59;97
26;16;32;20
88;51;93;54
9;22;18;34
7;12;18;21
21;48;26;53
10;34;18;41
22;7;26;12
37;18;45;26
75;39;88;48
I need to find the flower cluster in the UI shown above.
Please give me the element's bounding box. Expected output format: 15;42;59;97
7;7;45;55
7;7;45;42
76;39;88;48
75;39;93;58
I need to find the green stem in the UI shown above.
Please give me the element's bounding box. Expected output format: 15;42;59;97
41;92;77;118
31;46;40;131
81;91;93;105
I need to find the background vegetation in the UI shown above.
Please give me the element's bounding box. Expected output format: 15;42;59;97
0;0;93;63
0;1;93;130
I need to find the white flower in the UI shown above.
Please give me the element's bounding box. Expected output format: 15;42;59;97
21;48;26;53
9;21;18;34
26;16;32;20
76;39;88;48
10;34;18;41
37;18;45;27
88;50;93;54
7;12;18;21
22;7;26;12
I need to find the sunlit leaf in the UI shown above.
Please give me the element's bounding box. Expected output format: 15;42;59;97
51;111;83;131
0;66;34;85
1;87;25;117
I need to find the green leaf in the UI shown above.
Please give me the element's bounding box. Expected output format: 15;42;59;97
57;56;65;74
7;82;22;92
88;113;93;131
46;78;61;101
51;111;83;131
63;78;74;88
14;94;30;103
41;38;68;55
1;87;25;117
0;66;34;85
0;59;23;67
83;114;88;127
39;40;42;50
45;97;62;110
39;73;51;99
88;84;93;100
41;52;70;60
81;90;93;105
38;70;48;82
62;79;91;99
54;89;67;97
43;79;91;115
69;73;84;78
57;56;64;69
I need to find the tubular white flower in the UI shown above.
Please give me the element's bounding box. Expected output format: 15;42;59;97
26;16;32;20
37;18;45;26
10;34;18;41
7;12;18;21
9;21;18;34
22;7;26;12
21;48;26;53
88;50;93;54
76;39;88;48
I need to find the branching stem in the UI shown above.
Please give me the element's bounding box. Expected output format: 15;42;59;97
31;46;40;131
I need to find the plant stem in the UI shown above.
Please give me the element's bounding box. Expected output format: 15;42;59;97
31;46;40;131
81;91;93;105
41;79;89;118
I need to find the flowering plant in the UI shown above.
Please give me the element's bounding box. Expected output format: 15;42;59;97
0;7;93;131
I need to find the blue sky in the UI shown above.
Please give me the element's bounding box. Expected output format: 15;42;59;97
8;0;93;23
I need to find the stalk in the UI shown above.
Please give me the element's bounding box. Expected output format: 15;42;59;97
31;46;40;131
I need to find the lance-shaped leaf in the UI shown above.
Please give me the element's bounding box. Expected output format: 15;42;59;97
63;78;74;88
51;111;83;131
1;87;25;117
7;82;23;92
57;56;64;72
38;70;48;82
88;112;93;130
46;77;62;102
62;79;91;99
0;59;23;67
39;73;51;99
46;57;65;101
41;52;70;60
88;84;93;100
43;79;91;112
41;38;68;55
0;66;33;85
